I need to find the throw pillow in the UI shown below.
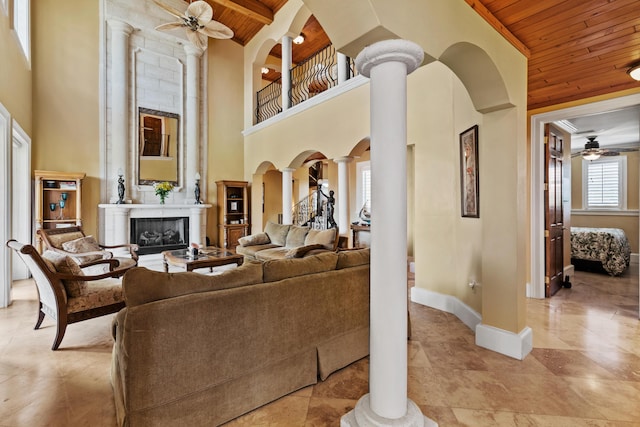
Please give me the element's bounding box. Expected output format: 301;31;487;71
62;235;110;263
304;228;337;250
42;250;88;297
238;232;271;247
285;225;310;248
284;244;325;258
264;222;290;246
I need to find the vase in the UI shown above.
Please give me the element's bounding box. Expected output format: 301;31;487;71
159;194;166;204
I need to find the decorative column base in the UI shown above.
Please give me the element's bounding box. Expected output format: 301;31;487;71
341;394;438;427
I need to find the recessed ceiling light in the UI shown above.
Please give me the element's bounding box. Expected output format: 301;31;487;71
628;64;640;81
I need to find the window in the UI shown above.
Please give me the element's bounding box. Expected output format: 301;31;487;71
356;160;371;215
582;157;626;210
12;0;30;60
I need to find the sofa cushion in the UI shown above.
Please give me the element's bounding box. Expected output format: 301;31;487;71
46;230;84;249
42;250;88;297
62;235;111;263
236;243;280;258
254;247;291;261
336;248;370;269
238;233;270;247
264;222;290;246
285;244;325;259
285;225;310;248
123;261;264;307
304;228;337;250
263;251;338;282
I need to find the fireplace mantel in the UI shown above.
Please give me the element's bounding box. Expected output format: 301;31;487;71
99;203;211;249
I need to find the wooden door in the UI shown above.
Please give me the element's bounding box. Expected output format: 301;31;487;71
545;124;564;297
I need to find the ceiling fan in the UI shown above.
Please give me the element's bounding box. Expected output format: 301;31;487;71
572;136;638;161
153;0;233;50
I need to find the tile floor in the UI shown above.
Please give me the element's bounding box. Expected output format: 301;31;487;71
0;258;638;426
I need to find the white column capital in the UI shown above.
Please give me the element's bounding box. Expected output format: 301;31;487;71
355;39;424;78
107;19;133;35
281;167;296;173
184;44;204;57
334;156;353;164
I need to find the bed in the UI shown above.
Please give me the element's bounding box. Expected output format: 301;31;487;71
570;227;631;276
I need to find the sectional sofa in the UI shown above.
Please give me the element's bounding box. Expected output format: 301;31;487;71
110;249;370;426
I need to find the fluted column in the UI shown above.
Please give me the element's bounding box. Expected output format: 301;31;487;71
281;167;295;224
185;45;204;191
107;20;133;198
337;52;348;84
334;157;352;235
342;40;436;427
281;36;292;111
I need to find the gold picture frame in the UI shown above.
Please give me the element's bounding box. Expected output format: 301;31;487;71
460;125;479;218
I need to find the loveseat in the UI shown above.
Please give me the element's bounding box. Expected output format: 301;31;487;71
111;249;370;426
235;221;338;261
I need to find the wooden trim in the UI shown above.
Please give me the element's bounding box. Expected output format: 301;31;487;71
463;0;531;59
208;0;274;25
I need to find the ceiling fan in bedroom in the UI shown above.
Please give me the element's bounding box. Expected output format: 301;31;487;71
572;136;639;161
153;0;233;50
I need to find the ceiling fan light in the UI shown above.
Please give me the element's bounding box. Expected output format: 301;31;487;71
261;67;270;74
582;152;601;161
293;34;305;45
628;64;640;81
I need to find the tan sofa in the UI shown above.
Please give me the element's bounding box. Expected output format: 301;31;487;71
236;221;338;261
111;249;370;426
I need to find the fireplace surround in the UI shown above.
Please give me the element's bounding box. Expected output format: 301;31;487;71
99;203;210;253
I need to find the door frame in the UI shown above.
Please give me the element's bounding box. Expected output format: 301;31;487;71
11;120;31;280
530;92;640;299
0;102;11;307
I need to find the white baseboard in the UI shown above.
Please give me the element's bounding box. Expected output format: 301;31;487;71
632;253;639;265
476;324;532;360
410;287;481;331
411;286;532;360
563;264;575;279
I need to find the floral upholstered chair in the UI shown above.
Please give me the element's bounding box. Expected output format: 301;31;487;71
37;226;138;276
7;240;128;350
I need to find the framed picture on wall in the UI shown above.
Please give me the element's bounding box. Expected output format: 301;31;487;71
460;125;479;218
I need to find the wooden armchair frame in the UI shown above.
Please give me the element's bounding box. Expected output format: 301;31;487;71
38;226;138;274
7;240;130;350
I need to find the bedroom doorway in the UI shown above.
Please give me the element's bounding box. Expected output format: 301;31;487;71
530;92;640;316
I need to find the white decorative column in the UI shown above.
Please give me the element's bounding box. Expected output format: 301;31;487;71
107;20;133;196
189;207;206;246
337;52;348;84
343;40;435;427
281;36;292;111
281;167;295;224
334;156;352;235
185;45;203;189
111;207;130;254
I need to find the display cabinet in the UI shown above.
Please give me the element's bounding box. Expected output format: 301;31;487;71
34;170;86;252
216;180;249;251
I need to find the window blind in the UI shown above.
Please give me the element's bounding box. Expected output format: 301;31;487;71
587;161;619;208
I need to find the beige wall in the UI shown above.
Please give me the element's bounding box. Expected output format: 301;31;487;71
0;3;32;136
32;0;100;236
206;39;245;245
570;151;640;252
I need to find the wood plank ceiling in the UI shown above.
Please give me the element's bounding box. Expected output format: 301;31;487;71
198;0;640;110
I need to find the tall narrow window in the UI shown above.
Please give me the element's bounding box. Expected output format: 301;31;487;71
583;157;626;210
356;161;371;217
13;0;30;61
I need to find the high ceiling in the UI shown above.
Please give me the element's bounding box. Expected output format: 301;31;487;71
198;0;640;111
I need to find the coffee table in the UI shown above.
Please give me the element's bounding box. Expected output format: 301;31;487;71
162;247;244;273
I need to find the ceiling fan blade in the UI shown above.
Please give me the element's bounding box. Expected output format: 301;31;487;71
199;20;234;39
611;147;639;152
187;1;213;23
601;151;620;156
186;29;208;50
153;0;186;20
155;22;184;32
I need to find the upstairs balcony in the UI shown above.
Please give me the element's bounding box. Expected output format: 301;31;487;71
255;44;359;124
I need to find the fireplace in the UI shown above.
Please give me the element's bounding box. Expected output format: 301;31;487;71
131;217;189;255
